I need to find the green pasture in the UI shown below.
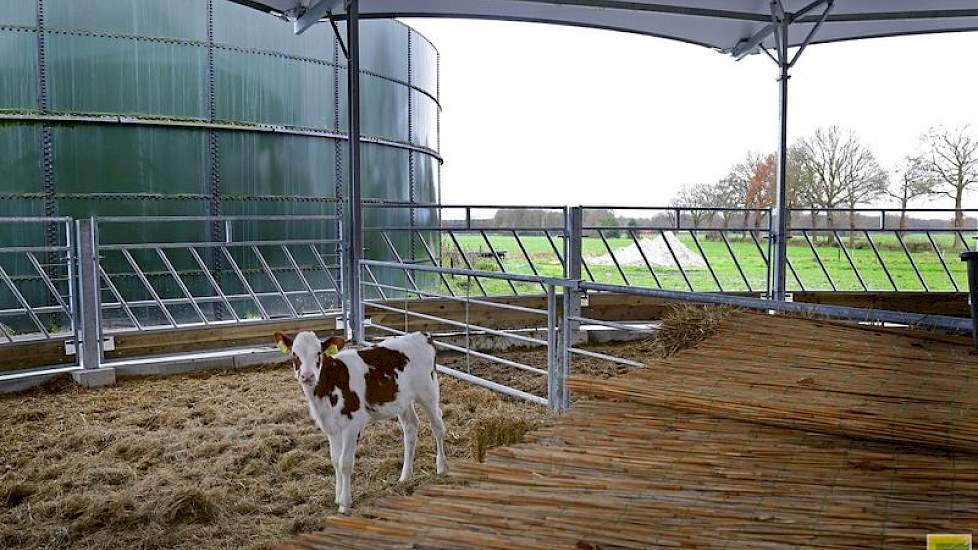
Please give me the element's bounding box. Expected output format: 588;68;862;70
431;232;971;296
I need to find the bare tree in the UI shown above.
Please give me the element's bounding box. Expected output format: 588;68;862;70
730;152;774;229
918;125;978;230
796;126;887;242
726;150;814;233
886;156;936;230
711;175;746;229
787;144;819;231
671;183;716;229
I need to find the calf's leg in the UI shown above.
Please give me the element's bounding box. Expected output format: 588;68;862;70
327;435;341;505
397;405;420;482
419;399;448;475
337;427;359;514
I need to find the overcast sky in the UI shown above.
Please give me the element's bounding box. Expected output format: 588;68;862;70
402;19;978;211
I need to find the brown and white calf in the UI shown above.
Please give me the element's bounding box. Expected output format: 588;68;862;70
273;330;447;513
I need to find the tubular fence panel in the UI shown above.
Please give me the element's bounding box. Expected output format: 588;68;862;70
361;258;565;408
93;215;345;335
359;257;973;409
364;204;569;299
0;218;77;350
2;207;974;388
367;205;976;296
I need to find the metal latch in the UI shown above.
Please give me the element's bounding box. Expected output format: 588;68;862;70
65;336;115;355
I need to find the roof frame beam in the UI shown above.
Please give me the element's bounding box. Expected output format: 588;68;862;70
329;11;350;59
729;0;830;60
291;0;345;35
789;0;833;68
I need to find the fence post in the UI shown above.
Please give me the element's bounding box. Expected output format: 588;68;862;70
962;252;978;349
559;281;573;410
565;206;582;280
564;206;582;332
546;284;562;410
73;218;114;386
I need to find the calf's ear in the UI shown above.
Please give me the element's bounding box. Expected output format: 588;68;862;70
273;332;294;354
322;335;346;355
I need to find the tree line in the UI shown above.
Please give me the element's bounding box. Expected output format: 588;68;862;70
673;124;978;231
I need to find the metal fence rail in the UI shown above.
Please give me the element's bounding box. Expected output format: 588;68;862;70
361;258;563;408
92;216;345;334
359;257;973;410
365;204;569;298
366;205;976;297
0;218;76;349
2;207;974;397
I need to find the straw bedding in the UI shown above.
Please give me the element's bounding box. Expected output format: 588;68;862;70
283;310;978;549
0;360;553;549
573;311;978;452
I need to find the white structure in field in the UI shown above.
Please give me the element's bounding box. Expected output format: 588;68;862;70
591;231;706;270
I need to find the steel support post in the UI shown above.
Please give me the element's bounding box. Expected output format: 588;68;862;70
769;16;790;301
76;218;102;369
546;284;561;410
563;206;583;343
346;0;365;343
962;251;978;348
565;206;583;281
559;284;573;410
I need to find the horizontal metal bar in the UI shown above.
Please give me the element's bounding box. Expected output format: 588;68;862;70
788;228;974;233
362;281;549;316
0;331;66;343
792;207;978;213
367;226;565;232
0;246;71;254
364;301;549;347
99;262;342;279
363;203;567;210
567;315;658;334
0;364;82;382
362;259;566;286
99;238;341;250
99;288;340;310
101;311;341;335
427;337;546;375
0;217;73;223
96;215;340;223
369;323;548;406
568;346;646;368
436;364;547;405
582;206;770;213
371;322;546;375
0;304;66;317
581;225;764;231
578;281;972;333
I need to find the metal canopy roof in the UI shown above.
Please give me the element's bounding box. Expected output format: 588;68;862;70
228;1;978;56
221;0;978;332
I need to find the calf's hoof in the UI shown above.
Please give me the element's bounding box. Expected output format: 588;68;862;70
338;505;350;515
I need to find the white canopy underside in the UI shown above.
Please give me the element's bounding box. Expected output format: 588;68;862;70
227;0;978;53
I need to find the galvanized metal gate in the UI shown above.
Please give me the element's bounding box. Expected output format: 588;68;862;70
0;207;974;405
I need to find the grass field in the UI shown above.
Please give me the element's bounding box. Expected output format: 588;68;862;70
424;231;971;295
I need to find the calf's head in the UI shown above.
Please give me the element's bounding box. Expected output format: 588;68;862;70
273;331;347;387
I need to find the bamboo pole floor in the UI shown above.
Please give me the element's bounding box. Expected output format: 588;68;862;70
280;313;978;549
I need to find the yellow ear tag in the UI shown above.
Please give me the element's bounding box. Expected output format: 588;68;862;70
324;344;339;356
276;341;289;354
